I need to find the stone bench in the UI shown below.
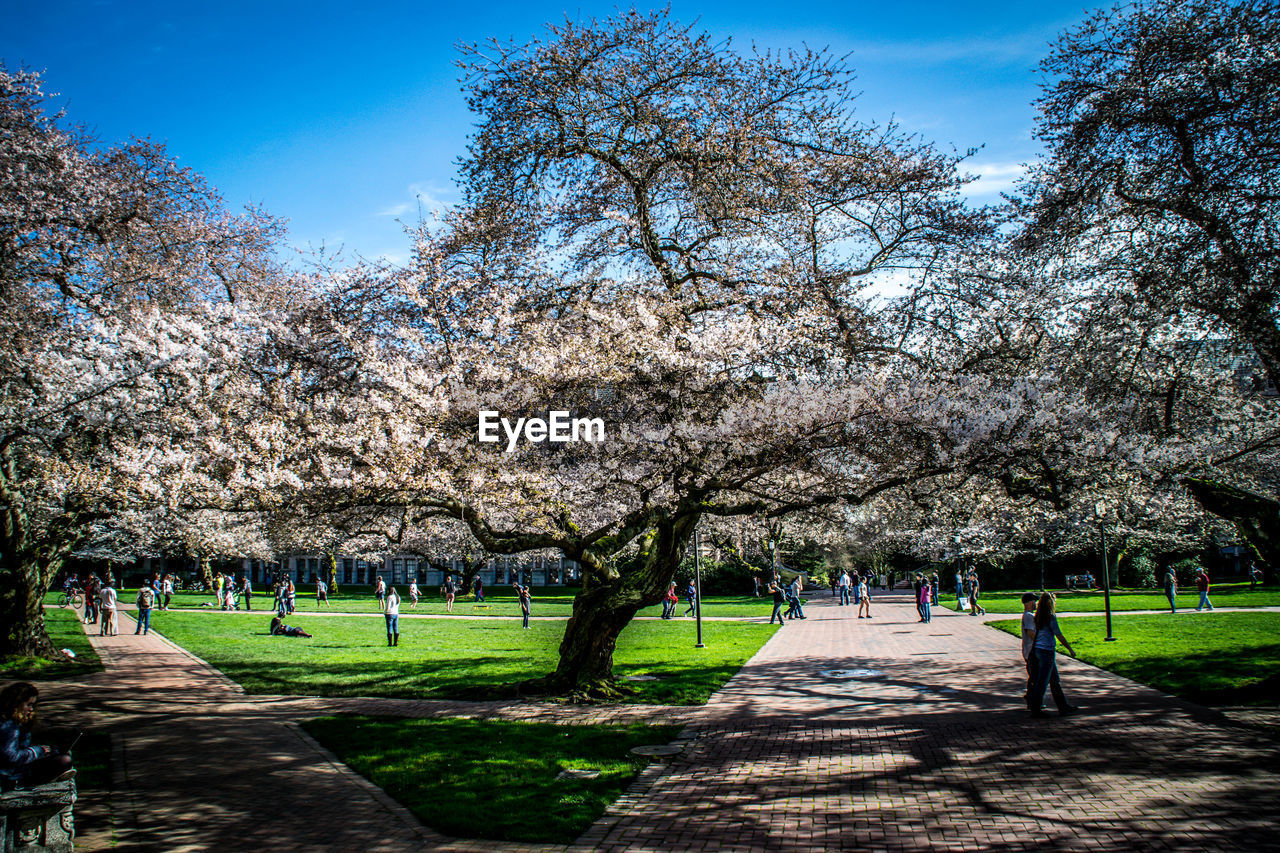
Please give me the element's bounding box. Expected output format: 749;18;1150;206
0;780;75;853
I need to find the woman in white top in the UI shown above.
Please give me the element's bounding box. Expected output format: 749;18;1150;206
384;587;401;647
408;580;419;608
857;578;871;618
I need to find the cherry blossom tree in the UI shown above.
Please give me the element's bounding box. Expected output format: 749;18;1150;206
267;10;1004;698
0;67;283;657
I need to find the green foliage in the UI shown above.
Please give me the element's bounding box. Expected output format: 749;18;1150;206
991;612;1280;706
1122;551;1158;589
673;557;757;596
1170;557;1204;586
304;717;680;843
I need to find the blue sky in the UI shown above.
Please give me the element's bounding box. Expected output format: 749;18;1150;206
3;0;1095;263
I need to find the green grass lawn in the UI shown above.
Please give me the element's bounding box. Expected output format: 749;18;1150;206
109;586;779;619
146;611;775;704
303;717;680;843
973;583;1280;614
0;608;103;680
991;611;1280;705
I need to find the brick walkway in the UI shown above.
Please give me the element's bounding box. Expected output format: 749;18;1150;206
35;595;1280;852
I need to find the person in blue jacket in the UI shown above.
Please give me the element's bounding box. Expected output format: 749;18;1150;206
0;682;74;790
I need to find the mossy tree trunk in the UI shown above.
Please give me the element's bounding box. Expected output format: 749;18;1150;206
527;514;697;699
1;441;100;658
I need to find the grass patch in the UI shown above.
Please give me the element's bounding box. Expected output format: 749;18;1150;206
973;583;1280;614
138;587;778;619
0;609;103;680
991;611;1280;705
304;716;679;843
148;611;775;704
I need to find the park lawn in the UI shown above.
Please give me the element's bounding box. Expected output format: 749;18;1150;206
974;583;1280;614
303;717;680;843
147;611;776;705
990;611;1280;705
142;587;776;619
0;608;103;680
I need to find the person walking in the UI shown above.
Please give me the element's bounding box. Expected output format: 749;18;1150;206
1028;592;1079;718
784;577;806;619
662;582;678;619
285;578;296;615
83;574;99;626
516;582;531;628
955;569;965;611
443;575;456;613
474;576;485;602
384;586;400;646
683;579;698;617
134;583;155;636
240;575;252;611
919;577;932;623
1020;592;1078;716
316;578;330;608
408;579;420;608
99;580;118;636
768;583;787;626
968;571;986;616
857;575;872;618
913;573;925;622
375;575;387;612
930;571;941;607
838;571;851;606
1163;568;1178;613
1195;569;1214;611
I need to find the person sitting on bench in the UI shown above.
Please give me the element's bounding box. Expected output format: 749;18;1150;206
0;682;74;790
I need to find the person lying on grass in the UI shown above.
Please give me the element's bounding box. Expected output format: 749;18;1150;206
269;616;313;638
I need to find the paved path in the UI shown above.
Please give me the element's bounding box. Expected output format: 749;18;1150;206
34;594;1280;852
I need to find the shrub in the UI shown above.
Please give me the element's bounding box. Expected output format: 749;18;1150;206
1123;552;1158;589
1170;557;1203;586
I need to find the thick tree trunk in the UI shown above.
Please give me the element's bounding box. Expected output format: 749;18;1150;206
197;554;214;588
1183;477;1279;582
529;515;697;700
0;555;61;659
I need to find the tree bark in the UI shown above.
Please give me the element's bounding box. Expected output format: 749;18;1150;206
1182;477;1279;582
529;515;696;699
0;554;62;659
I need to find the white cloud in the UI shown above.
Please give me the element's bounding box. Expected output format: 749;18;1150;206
376;183;454;220
963;161;1027;198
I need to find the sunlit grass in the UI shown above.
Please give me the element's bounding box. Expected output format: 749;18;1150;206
150;611;775;704
991;611;1280;705
304;716;680;843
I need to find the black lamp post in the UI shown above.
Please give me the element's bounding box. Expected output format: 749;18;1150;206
693;525;705;649
1039;536;1046;592
1094;501;1117;642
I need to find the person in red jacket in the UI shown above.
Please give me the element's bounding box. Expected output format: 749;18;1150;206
1195;569;1214;611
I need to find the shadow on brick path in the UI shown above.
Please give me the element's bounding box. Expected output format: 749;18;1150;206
31;594;1280;852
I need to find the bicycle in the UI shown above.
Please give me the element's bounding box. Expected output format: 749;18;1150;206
57;591;85;609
